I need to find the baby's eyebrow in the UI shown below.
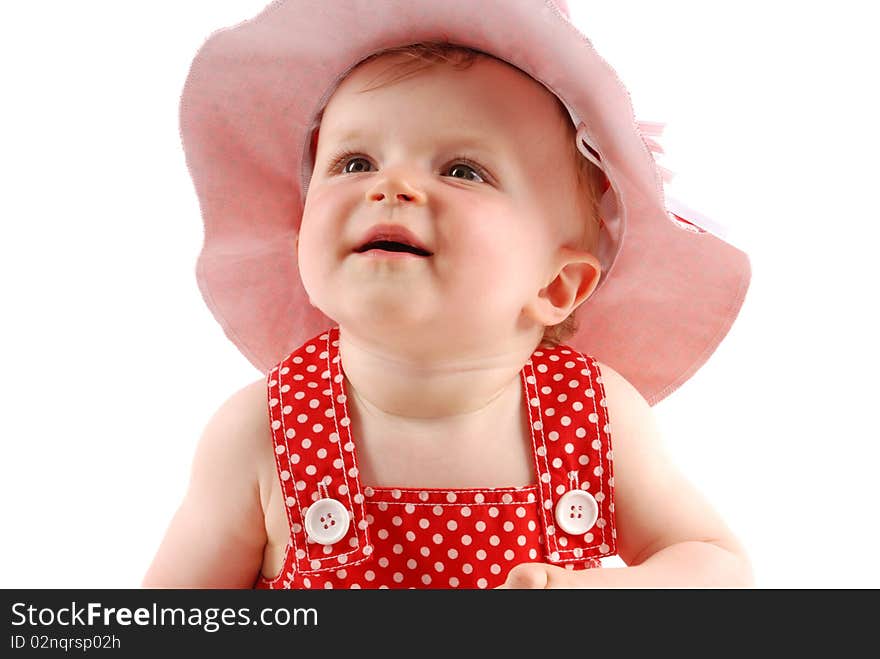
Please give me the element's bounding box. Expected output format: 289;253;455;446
325;128;499;155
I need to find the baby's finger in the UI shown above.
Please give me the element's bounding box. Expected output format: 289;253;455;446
496;563;550;589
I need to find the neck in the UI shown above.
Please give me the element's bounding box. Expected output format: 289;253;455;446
338;326;539;421
336;326;543;487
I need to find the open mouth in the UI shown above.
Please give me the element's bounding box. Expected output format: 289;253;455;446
354;240;432;257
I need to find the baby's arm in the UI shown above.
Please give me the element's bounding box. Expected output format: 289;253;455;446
141;380;269;588
500;362;754;588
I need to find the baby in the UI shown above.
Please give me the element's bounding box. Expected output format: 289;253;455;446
143;0;752;589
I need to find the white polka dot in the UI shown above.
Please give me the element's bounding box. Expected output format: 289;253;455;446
434;561;445;572
488;507;499;518
418;518;430;529
489;535;501;546
552;457;563;468
515;506;526;518
517;535;527;546
564;443;574;454
405;504;416;514
530;397;539;407
297;414;307;423
529;548;537;559
578;455;590;465
476;549;487;560
407;559;418;570
449;577;460;587
490;564;502;575
275;445;286;454
301;438;312;449
475;520;486;532
528;520;536;531
393;572;404;583
545;407;556;417
446;492;457;503
537;364;548;373
532;421;543;430
378;557;389;568
312;423;323;433
477;578;488;589
392;544;403;554
504;549;515;560
305;465;317;476
593;466;604;476
271;420;281;430
406;531;416;541
569;379;580;388
461;535;473;546
561;416;571;426
448;548;459;559
432;533;444;544
420;546;431;557
474;493;484;504
280;470;290;481
461;507;472;517
536;446;547;457
462;563;474;574
392;516;403;526
541;386;552;394
433;505;444;516
548;431;559;441
419;491;429;502
421;574;432;585
339;417;350;427
526;375;536;384
446;520;458;531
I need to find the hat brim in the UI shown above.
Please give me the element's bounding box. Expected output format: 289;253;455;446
182;0;751;405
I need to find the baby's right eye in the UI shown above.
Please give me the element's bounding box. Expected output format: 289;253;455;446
341;156;373;174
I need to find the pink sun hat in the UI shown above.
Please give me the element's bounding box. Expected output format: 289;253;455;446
179;0;751;405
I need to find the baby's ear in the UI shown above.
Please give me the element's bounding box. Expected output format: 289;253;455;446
524;248;601;326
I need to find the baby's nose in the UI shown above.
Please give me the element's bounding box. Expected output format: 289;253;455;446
366;175;426;205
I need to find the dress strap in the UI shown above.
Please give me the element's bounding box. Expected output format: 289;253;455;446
523;344;617;565
267;327;373;576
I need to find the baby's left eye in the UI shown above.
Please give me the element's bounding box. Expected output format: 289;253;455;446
446;163;484;183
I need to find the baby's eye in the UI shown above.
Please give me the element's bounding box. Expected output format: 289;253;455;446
446;163;484;183
342;157;373;174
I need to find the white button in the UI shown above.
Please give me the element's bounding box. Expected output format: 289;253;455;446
554;490;599;535
304;498;350;545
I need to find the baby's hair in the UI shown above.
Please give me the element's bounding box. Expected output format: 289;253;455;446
341;41;607;347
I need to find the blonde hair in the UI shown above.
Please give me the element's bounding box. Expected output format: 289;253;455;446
352;42;606;347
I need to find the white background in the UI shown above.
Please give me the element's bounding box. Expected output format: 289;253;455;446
1;1;877;589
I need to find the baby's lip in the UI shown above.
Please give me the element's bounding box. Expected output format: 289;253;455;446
353;224;433;257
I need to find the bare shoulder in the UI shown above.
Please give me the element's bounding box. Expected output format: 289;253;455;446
142;377;272;587
593;361;750;571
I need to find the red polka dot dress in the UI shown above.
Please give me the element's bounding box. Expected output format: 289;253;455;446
254;327;617;590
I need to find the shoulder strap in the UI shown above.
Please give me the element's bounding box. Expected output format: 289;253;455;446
524;344;618;565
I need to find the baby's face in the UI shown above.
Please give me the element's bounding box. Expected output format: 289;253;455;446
299;54;587;353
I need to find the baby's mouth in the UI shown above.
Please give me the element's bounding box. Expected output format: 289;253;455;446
354;240;433;257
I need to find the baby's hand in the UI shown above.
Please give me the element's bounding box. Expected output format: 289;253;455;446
495;563;601;589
